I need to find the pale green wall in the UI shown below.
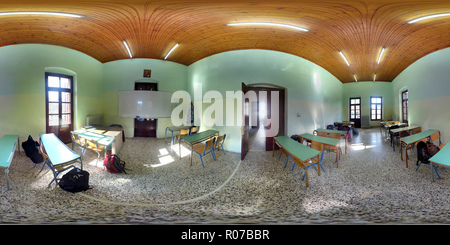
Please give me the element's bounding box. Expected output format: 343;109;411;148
392;47;450;144
0;44;103;150
102;59;187;138
187;50;343;153
342;81;394;127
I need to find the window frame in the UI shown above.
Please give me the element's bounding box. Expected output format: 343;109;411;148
370;96;382;121
402;90;408;124
349;97;361;120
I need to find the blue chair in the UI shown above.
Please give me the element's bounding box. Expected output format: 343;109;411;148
278;147;290;168
189;138;216;168
214;134;226;155
300;141;325;181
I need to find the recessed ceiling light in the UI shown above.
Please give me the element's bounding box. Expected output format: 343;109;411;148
164;43;179;60
123;41;132;58
353;74;358;82
0;11;84;18
339;51;350;66
374;74;377;81
227;22;309;32
407;13;450;24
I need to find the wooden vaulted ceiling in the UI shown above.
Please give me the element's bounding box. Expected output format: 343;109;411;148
1;0;450;83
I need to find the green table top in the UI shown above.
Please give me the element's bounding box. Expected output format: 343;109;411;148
390;125;420;133
274;136;320;162
400;129;439;145
41;133;80;166
167;126;192;131
0;135;18;168
181;130;219;144
299;133;340;146
429;143;450;167
315;128;347;136
72;129;114;146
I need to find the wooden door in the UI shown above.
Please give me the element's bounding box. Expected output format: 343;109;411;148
265;88;285;151
134;82;158;137
349;97;361;128
45;73;73;144
241;83;250;160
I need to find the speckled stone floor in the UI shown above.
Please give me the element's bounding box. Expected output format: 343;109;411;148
0;128;449;224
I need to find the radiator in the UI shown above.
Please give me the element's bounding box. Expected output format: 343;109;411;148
362;115;370;128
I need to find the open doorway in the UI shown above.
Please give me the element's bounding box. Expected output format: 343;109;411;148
246;84;286;153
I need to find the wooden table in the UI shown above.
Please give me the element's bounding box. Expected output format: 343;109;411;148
273;136;321;187
40;133;82;185
72;129;115;156
390;125;420;151
165;126;193;145
399;129;439;168
180;130;219;166
314;128;348;154
0;135;19;190
429;143;450;182
298;133;341;168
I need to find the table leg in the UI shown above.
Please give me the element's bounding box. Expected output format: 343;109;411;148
272;139;275;157
317;155;321;176
336;146;340;168
179;140;181;159
304;163;309;187
5;168;10;190
190;148;193;166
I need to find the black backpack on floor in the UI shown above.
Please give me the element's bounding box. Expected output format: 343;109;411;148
58;167;90;193
22;135;44;164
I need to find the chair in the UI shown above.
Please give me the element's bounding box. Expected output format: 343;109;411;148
176;129;190;144
279;147;291;168
84;139;107;164
430;131;442;146
190;126;199;135
324;132;342;162
189;138;216;168
71;131;86;154
214;134;226;155
297;141;324;183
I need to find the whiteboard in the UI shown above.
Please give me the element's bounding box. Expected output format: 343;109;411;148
118;91;172;118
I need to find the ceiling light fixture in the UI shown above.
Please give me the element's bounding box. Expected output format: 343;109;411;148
377;47;386;64
164;43;179;60
227;22;309;32
374;74;377;81
0;11;84;18
123;40;132;58
353;74;358;82
339;51;350;66
407;13;450;24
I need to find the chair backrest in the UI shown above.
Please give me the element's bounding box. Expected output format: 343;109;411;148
386;122;393;126
316;131;327;137
394;121;400;124
298;136;304;144
310;141;323;152
190;126;198;134
400;131;410;137
329;132;340;139
204;138;215;153
411;128;421;134
430;131;441;144
216;134;226;146
180;129;190;136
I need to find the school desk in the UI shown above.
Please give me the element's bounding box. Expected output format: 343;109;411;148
0;135;19;190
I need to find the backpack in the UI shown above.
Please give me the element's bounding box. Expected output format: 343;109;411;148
22;135;44;164
426;140;440;157
58;167;90;193
416;141;432;165
104;154;128;174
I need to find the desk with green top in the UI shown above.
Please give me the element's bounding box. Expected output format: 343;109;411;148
399;129;439;168
165;126;193;145
273;136;321;187
429;143;450;182
313;128;348;154
72;128;116;156
390;125;420;151
298;133;341;168
0;135;19;190
180;130;219;166
40;133;83;186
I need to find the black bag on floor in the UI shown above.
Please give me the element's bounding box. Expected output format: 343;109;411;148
58;167;90;193
22;135;44;164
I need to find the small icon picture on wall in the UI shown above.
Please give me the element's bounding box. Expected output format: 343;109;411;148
143;69;151;78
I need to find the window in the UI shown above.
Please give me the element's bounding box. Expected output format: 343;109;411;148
349;97;361;120
402;90;408;124
370;96;382;121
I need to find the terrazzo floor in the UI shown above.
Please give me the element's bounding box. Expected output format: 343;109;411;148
1;128;449;225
